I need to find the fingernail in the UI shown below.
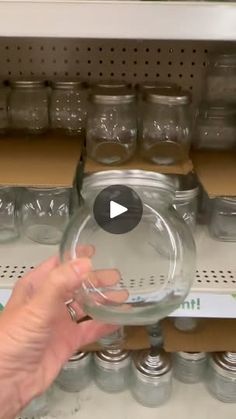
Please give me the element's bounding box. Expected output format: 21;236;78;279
71;258;92;277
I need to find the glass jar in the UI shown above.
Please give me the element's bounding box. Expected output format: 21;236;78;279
209;197;236;242
94;349;131;393
130;348;172;407
50;81;87;136
172;174;199;232
141;89;191;165
173;317;200;332
0;83;9;134
193;103;236;150
21;187;70;245
206;352;236;403
93;81;131;90
205;53;236;104
0;187;19;242
173;352;208;384
56;351;92;392
86;88;137;165
60;170;196;326
9;81;49;134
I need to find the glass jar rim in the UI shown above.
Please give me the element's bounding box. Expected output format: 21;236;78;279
82;170;175;195
93;80;131;90
138;81;179;93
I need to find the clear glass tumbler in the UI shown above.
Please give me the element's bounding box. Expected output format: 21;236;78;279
21;187;71;245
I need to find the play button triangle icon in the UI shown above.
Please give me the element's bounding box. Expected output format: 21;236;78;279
110;200;128;219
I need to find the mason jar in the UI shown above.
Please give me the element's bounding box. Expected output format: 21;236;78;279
60;170;196;327
0;186;19;242
0;83;9;134
94;349;131;393
21;187;71;245
9;80;49;134
56;351;92;392
141;88;192;165
209;197;236;242
130;348;172;407
173;352;208;384
205;53;236;104
86;88;137;165
193;103;236;150
206;352;236;403
50;81;87;136
172;173;199;232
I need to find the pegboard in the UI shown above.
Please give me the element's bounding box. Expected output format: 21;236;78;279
0;38;235;102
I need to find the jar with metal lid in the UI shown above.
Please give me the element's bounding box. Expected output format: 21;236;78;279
209;197;236;242
94;349;131;393
93;81;132;90
0;82;9;134
9;81;49;134
193;103;236;150
50;81;87;136
206;352;236;403
205;53;236;103
56;351;92;392
141;88;192;165
173;352;208;384
86;88;137;165
21;187;71;245
130;348;172;407
0;186;19;242
172;173;199;232
60;170;196;327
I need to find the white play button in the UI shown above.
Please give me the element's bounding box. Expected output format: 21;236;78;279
110;200;128;219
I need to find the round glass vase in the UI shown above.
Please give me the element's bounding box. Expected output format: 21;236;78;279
60;170;196;328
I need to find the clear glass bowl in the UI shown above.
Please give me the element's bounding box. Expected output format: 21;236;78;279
60;170;196;325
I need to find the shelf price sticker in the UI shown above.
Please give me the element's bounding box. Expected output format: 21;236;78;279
170;292;236;318
0;289;12;310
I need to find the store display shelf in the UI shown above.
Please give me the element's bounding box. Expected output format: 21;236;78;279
0;226;235;317
20;381;235;419
0;2;236;40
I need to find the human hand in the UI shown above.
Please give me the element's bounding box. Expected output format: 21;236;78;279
0;249;122;418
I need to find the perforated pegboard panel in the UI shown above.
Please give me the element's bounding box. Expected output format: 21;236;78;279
0;38;235;102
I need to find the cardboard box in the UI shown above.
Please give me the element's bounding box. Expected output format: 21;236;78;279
192;151;236;197
0;134;82;187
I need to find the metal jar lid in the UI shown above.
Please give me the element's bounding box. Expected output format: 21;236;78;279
10;80;46;88
90;87;136;105
63;351;92;370
145;88;191;105
51;80;84;90
177;352;207;361
171;173;199;201
138;81;179;94
94;349;130;369
82;170;175;197
133;348;172;379
210;352;236;379
93;81;131;90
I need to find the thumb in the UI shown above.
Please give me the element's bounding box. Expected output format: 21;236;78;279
33;257;92;311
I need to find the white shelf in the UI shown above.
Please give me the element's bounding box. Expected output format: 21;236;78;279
0;2;236;40
34;381;235;419
0;226;235;317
